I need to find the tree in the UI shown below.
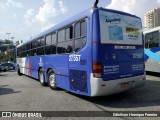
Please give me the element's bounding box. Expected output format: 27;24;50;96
15;40;23;46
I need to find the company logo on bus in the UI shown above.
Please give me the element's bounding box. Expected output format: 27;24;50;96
106;18;121;24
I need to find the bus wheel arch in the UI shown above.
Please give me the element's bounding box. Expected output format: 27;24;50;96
17;65;22;76
47;69;57;90
38;67;46;86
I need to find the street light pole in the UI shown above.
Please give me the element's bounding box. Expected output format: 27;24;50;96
6;33;11;62
6;33;11;41
11;37;15;62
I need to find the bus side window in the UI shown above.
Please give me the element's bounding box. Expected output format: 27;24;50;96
22;45;26;57
31;49;36;56
81;21;86;37
52;33;57;54
74;38;86;52
23;51;26;57
26;43;31;56
26;51;31;57
52;45;56;54
45;34;52;55
57;26;73;54
41;37;45;46
37;39;41;47
58;29;65;42
66;26;73;53
45;46;52;55
32;40;37;48
66;41;73;53
74;20;86;52
75;22;80;38
57;29;65;54
36;37;45;55
66;26;73;40
57;42;66;54
31;40;37;56
37;48;44;55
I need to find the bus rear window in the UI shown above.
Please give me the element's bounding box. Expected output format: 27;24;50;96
99;10;142;45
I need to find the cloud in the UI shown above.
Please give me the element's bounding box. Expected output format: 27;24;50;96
58;0;68;14
13;13;17;19
35;0;57;23
23;0;68;40
8;0;22;8
35;0;68;23
106;0;160;25
0;0;22;8
24;9;35;19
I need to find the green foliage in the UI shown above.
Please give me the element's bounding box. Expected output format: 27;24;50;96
0;51;15;63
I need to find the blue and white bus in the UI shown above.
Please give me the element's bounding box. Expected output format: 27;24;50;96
144;26;160;73
16;6;145;96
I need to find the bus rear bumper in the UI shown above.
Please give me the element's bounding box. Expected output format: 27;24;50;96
90;73;145;97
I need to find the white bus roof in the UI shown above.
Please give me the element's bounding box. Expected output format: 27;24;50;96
143;26;160;34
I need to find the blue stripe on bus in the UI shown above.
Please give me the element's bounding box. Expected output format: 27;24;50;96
150;47;160;53
145;49;160;61
144;54;149;61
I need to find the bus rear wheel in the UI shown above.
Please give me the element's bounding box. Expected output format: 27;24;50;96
48;70;57;90
39;69;46;86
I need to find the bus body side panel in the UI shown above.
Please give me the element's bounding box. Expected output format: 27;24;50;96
30;56;42;79
68;18;92;96
44;55;69;90
92;10;102;63
17;56;39;79
26;56;45;80
25;57;31;76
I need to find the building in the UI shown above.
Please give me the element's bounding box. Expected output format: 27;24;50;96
144;8;160;30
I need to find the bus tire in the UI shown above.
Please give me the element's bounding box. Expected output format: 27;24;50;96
17;67;22;76
39;69;46;86
48;70;57;90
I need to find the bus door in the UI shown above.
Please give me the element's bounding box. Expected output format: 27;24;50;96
69;19;90;95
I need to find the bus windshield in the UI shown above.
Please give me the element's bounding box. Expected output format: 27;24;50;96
99;10;143;45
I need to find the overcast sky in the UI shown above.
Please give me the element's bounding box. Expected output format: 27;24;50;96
0;0;160;42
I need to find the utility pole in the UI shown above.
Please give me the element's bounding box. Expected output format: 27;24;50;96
6;33;11;62
6;33;11;41
11;37;15;62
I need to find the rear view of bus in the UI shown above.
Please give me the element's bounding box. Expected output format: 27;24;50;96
91;8;145;96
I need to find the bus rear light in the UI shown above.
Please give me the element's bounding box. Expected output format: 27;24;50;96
93;61;102;78
101;84;106;87
93;64;102;70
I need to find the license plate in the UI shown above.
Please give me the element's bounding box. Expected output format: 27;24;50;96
121;82;129;88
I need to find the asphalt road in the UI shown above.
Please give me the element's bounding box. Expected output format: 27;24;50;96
0;71;160;119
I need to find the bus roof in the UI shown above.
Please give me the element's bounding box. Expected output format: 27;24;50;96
143;26;160;35
17;7;140;48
